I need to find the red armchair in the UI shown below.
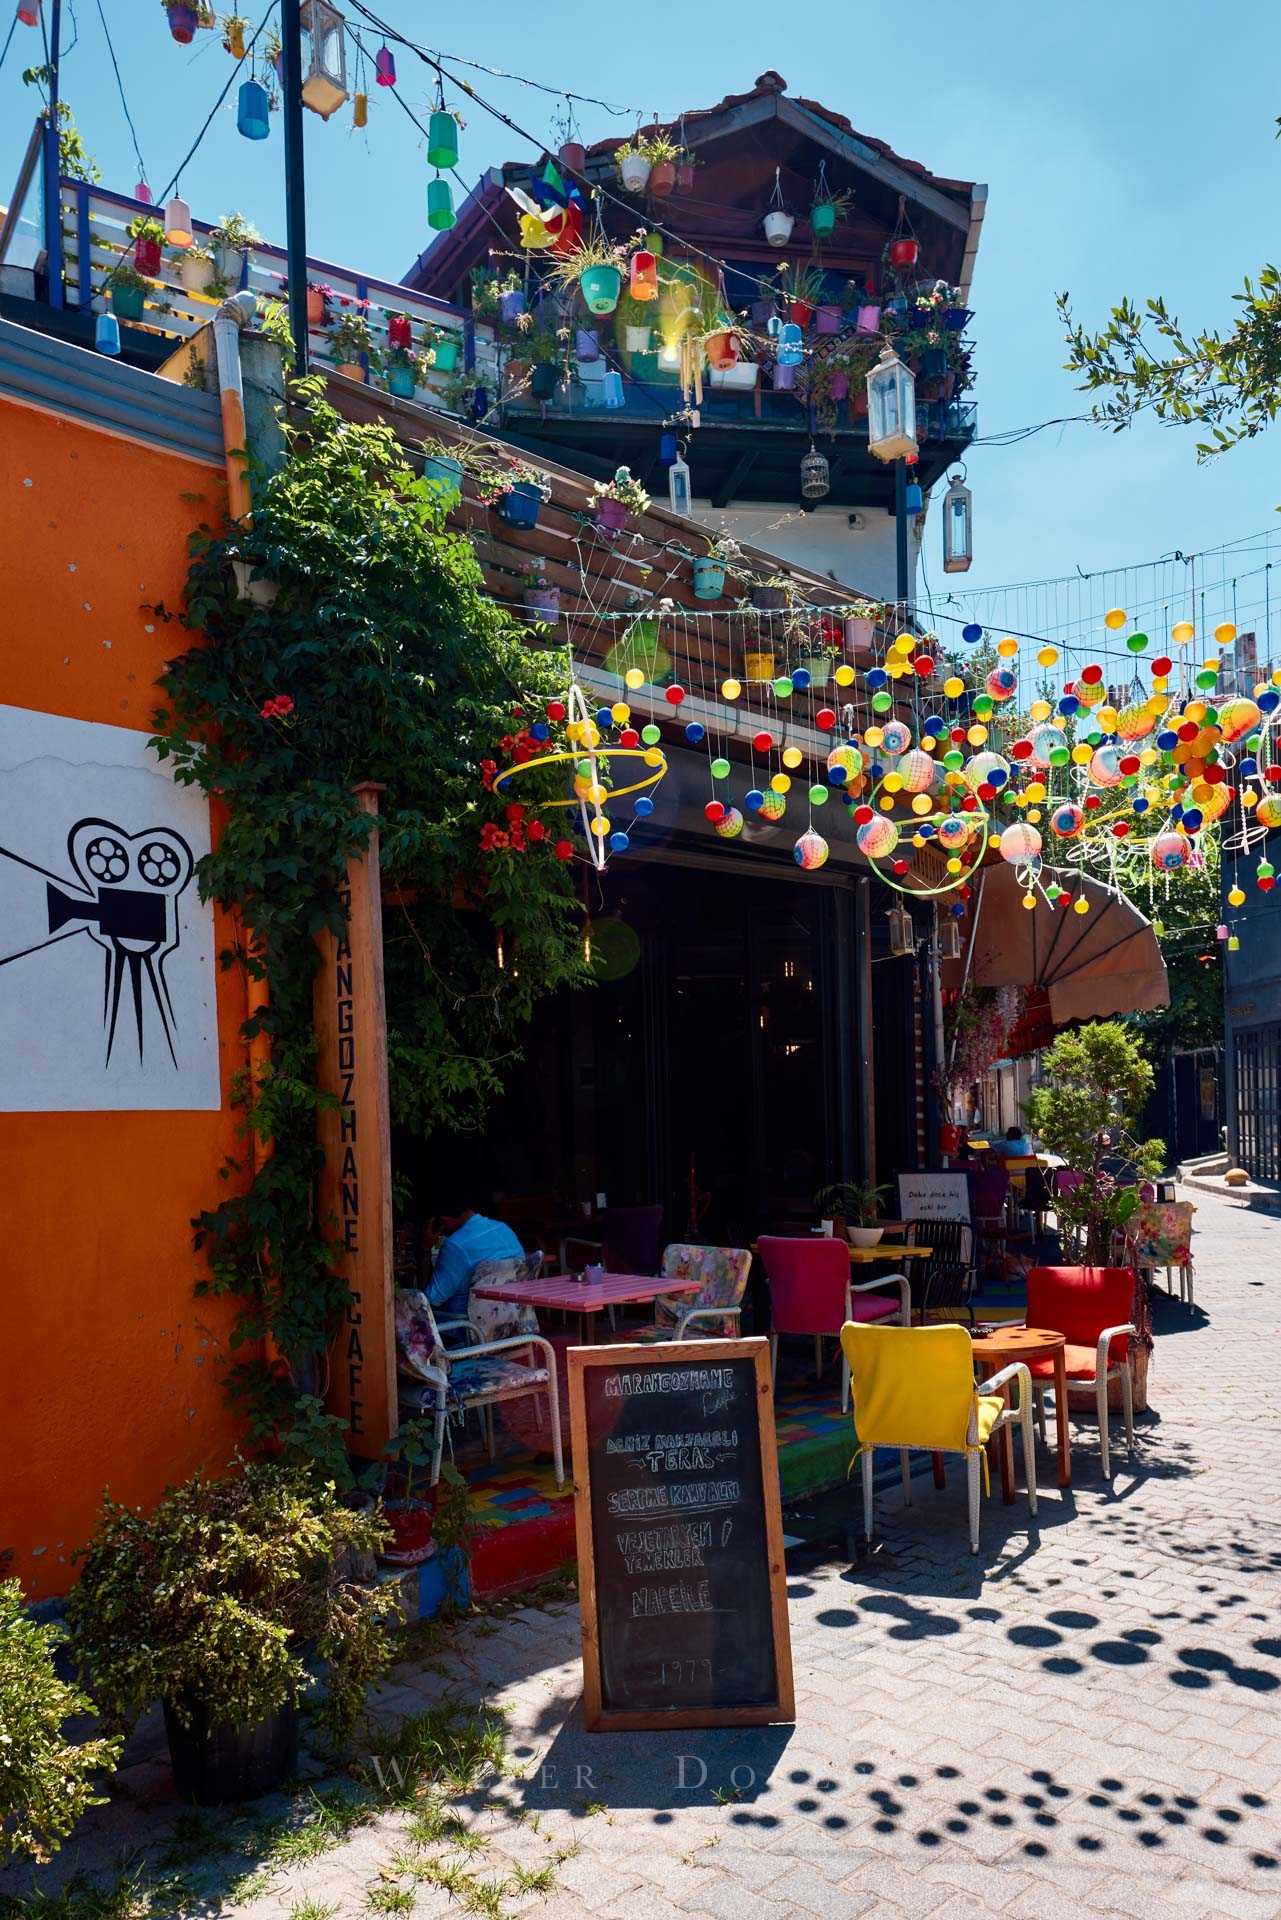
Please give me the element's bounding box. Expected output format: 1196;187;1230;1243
1026;1265;1137;1479
759;1236;910;1411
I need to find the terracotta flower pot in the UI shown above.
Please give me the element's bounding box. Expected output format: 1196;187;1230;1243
306;287;326;325
649;159;676;196
558;140;586;173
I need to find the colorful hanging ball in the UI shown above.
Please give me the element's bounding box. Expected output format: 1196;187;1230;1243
609;831;630;853
721;677;742;701
792;666;812;690
1171;619;1195;645
827;744;863;784
634;796;654;817
962;623;983;644
808;784;829;805
547;698;567;721
1259;861;1277;892
985;668;1017;702
880;720;912;756
794;828;830;871
704;800;726;824
759;790;788;822
665;684;686;705
1104;608;1127;631
898;749;935;794
1028;724;1068;768
715;807;744;839
625;667;645;690
1256;794;1281;829
773;676;794;698
684;721;706;744
1126;631;1150;653
1050;801;1084;839
1089;745;1125;788
710;756;731;779
856;816;899;858
555;839;573;861
964;751;1008;792
744;788;765;812
1219;697;1262;743
1116;703;1155;741
999;822;1042;865
816;707;836;730
936;814;972;851
641;723;662;745
1151;831;1189;872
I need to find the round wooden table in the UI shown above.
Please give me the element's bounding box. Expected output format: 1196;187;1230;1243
970;1326;1070;1496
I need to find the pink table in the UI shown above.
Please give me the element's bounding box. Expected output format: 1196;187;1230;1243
471;1270;702;1343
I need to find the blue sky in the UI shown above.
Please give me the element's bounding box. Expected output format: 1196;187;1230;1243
4;0;1279;619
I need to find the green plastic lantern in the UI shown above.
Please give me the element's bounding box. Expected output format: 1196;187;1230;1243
427;109;459;170
427;177;455;231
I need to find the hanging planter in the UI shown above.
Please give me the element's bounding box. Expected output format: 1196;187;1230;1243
704;328;738;371
773;361;796;391
751;583;788;613
164;2;199;44
812;202;837;238
708;359;759;391
945;303;970;331
420;448;463;502
237;78;270;140
743;644;777;682
763;210;794;247
844;609;876;649
618;146;652;193
499;287;526;324
797;652;833;687
386;356;417;398
431;336;459;373
559;139;586;172
180;248;217;295
524;582;561;618
530;362;558;399
580;264;622;314
829;369;850;402
387;311;412;350
574;326;599;362
132;232;162;277
497;481;545;529
427;108;459;169
109;277;147;322
692;557;726;601
629;249;658;302
856;302;881;334
374;43;395;85
590;466;649;534
815;305;841;336
595;496;627;533
789;299;814;328
624;324;652;352
889;235;920;268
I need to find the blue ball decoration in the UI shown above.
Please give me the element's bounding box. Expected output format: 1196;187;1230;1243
987;767;1008;787
1181;807;1203;832
1133;796;1148;813
962;623;983;644
633;796;654;817
745;788;765;811
923;716;946;737
684;721;706;744
1259;689;1280;713
827;766;847;786
531;721;551;741
596;706;613;729
1057;695;1080;717
791;666;812;690
608;831;630;853
869;761;884;781
1156;729;1179;750
950;901;966;915
866;667;889;689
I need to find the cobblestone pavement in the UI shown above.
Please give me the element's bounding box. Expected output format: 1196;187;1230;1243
13;1186;1281;1920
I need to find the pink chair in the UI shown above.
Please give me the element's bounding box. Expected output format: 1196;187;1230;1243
758;1236;910;1410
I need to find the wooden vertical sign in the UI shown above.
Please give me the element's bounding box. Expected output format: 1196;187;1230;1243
316;783;396;1458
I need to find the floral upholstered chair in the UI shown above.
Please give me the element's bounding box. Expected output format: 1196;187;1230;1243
636;1243;753;1341
1130;1202;1195;1307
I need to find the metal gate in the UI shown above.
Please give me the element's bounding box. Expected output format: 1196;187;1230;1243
1234;1024;1281;1183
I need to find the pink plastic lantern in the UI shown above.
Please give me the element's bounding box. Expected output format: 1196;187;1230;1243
375;44;396;86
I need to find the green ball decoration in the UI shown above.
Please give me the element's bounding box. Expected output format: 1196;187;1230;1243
1247;733;1262;753
871;690;894;712
1195;668;1217;689
641;723;661;745
1049;746;1070;766
710;756;731;778
943;749;965;770
809;783;828;805
974;694;994;719
773;676;794;698
1127;631;1149;652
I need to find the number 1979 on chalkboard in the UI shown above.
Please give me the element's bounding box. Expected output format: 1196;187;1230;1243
568;1338;795;1733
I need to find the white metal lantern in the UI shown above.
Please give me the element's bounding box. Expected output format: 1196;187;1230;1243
942;467;973;573
937;916;963;960
299;0;348;119
667;451;691;516
865;346;917;462
800;444;830;501
887;904;915;956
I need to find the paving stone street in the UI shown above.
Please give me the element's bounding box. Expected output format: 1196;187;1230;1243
11;1184;1281;1920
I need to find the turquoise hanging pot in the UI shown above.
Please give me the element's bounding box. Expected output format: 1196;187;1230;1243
427;109;459;170
427;176;455;231
237;79;270;141
580;264;621;315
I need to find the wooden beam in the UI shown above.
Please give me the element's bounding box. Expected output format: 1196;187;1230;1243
710;449;760;510
778;97;971;232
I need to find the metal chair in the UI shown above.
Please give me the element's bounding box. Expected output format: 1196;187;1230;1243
903;1218;976;1323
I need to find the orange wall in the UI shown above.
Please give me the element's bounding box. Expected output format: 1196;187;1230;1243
1;395;251;1598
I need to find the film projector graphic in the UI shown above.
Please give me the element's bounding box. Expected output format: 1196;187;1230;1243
0;818;195;1067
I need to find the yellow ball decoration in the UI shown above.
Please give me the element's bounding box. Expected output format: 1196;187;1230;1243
1021;893;1036;910
883;771;904;793
997;636;1019;658
1215;622;1237;647
1073;897;1090;915
1028;808;1043;824
864;726;885;748
591;815;610;837
611;702;630;725
581;722;601;748
1071;743;1092;765
834;664;856;686
1171;619;1195;645
946;856;962;875
721;677;742;700
625;667;645;690
1138;748;1159;767
911;793;933;816
1097;706;1119;732
643;747;663;767
1037;646;1059;667
966;724;988;746
911;832;926;848
879;795;895;812
1273;667;1281;688
771;772;791;794
1104;608;1127;631
782;746;803;770
587;782;607;805
1025;780;1046;803
1242;788;1258;809
943;675;966;698
894;632;915;655
1228;885;1246;906
1029;700;1052;723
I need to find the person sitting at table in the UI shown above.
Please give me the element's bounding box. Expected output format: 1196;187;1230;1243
994;1124;1032;1158
428;1183;523;1318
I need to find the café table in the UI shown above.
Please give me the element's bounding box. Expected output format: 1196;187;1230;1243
471;1270;702;1345
970;1325;1070;1499
847;1242;932;1266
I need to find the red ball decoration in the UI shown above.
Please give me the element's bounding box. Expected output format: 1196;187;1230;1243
704;800;725;824
977;781;995;802
913;656;934;679
892;857;910;874
665;684;686;706
1084;794;1102;810
1177;721;1199;742
619;727;640;747
1119;754;1140;775
816;707;836;730
1152;655;1172;676
1111;821;1129;838
1268;766;1281;785
554;839;573;861
961;794;978;812
1011;739;1034;760
752;730;774;752
853;804;874;825
1081;663;1104;685
950;727;968;744
1260;875;1276;892
547;699;566;721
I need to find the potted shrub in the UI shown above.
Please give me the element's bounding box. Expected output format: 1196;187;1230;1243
780;263;827;329
106;260;148;321
810;185;853;241
590;465;649;534
616;139;651;193
68;1462;398;1805
792;618;842;688
161;0;199;41
641;131;681;196
418;436;465;505
691;534;743;603
817;1179;889;1247
842;598;881;651
378;1417;438;1565
549;236;628;316
328;309;378;382
476;458;552;529
179;242;218;295
385;346;421;398
127;212;164;277
208;210;260;284
750;574;791;615
0;1577;122;1867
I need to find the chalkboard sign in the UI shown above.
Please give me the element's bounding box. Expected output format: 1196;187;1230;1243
897;1169;972;1225
568;1339;795;1732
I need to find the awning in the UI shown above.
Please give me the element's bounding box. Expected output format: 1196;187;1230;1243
956;863;1169;1027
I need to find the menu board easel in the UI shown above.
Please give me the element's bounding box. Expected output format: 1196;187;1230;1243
568;1338;795;1733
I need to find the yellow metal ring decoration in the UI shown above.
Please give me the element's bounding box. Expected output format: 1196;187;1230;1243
493;747;669;807
492;683;668;871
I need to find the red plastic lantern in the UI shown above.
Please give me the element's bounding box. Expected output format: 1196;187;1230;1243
629;249;658;302
134;234;161;277
388;312;412;349
889;236;919;268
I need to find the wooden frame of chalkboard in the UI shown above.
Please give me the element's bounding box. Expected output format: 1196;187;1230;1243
568;1338;795;1733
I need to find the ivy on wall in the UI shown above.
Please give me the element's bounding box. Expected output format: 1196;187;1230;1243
151;382;588;1418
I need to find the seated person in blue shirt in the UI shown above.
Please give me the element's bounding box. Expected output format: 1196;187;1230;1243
995;1124;1032;1158
427;1185;523;1319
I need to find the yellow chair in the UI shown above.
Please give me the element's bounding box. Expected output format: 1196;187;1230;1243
840;1322;1037;1554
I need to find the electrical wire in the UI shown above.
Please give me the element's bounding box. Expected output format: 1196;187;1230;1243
157;1;276;202
92;0;148;188
0;16;18;81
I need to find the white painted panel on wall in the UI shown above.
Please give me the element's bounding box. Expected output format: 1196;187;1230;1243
0;705;221;1111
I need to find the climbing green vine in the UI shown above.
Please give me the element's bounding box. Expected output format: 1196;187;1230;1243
151;381;587;1422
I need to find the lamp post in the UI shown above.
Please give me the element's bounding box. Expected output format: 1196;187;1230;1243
280;0;310;375
42;0;64;308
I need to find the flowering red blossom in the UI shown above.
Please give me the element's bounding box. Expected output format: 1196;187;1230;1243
260;694;295;719
554;839;573;862
526;819;546;843
505;802;525;823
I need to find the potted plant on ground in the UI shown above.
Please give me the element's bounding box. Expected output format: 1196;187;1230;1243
476;457;553;529
616;138;652;193
378;1417;438;1564
105;260;148;321
0;1577;122;1867
208;210;260;284
328;309;378;382
127;212;164;277
68;1462;398;1804
590;465;649;534
179;241;218;295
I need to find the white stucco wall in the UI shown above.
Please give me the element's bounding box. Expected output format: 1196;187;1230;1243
692;497;926;603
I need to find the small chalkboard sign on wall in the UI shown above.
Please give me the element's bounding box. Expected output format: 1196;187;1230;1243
568;1338;795;1733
